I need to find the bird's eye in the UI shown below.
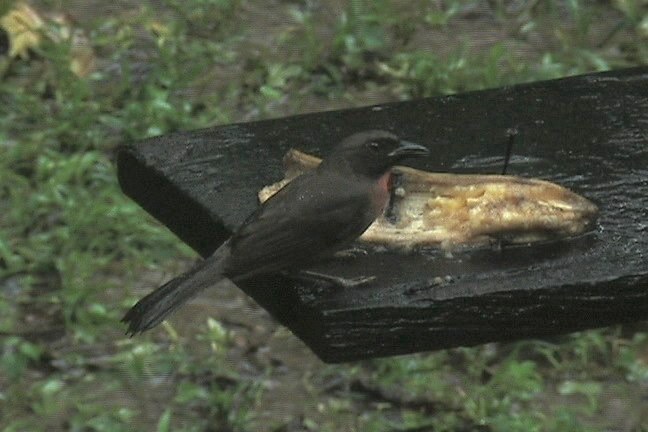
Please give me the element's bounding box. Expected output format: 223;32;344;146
369;142;380;152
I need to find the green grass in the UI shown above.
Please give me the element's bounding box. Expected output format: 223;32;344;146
1;0;647;431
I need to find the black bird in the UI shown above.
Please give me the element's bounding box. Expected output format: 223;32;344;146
122;130;429;334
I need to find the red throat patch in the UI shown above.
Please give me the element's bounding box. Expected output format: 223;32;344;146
373;171;392;215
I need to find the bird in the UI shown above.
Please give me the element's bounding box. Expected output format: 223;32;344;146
122;130;429;335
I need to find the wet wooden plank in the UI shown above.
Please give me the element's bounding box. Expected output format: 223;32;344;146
118;67;648;363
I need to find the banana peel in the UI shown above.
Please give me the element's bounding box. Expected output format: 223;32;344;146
259;149;599;250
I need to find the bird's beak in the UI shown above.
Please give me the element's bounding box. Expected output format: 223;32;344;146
389;140;429;158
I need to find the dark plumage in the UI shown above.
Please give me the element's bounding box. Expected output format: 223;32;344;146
122;130;428;334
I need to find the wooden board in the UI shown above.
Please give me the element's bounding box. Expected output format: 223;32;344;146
118;67;648;362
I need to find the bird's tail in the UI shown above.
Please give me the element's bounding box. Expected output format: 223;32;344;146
122;243;230;335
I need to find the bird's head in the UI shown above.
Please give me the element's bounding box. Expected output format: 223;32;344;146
321;130;429;178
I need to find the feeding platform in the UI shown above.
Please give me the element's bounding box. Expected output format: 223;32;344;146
118;67;648;363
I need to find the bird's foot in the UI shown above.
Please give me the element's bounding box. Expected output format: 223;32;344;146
489;237;505;252
296;270;376;288
333;247;369;259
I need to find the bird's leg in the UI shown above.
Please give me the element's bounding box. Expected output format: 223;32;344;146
490;238;504;252
333;246;369;259
292;270;376;288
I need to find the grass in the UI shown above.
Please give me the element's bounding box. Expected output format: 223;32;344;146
1;0;647;431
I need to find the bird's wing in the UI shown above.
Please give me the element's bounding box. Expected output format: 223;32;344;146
225;172;375;279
